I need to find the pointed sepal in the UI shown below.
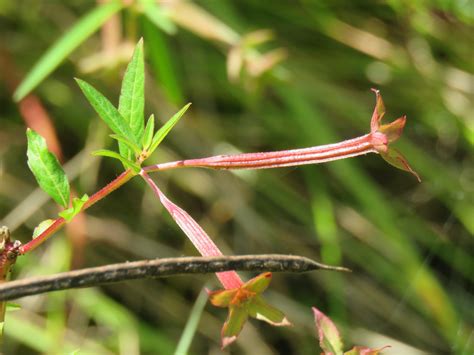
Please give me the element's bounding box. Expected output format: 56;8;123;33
312;307;344;355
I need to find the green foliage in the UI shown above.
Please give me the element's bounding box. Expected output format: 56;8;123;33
91;149;140;173
58;194;89;222
32;219;55;239
118;39;145;161
75;79;139;147
148;103;191;154
142;114;155;150
13;1;123;101
26;129;70;207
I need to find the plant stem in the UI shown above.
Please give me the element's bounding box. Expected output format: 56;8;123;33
19;169;135;254
144;134;376;172
140;170;244;289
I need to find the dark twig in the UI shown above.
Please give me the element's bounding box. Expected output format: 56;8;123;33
0;254;349;301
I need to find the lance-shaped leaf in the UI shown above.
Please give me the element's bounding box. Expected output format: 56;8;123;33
312;307;344;355
58;194;89;222
118;39;145;161
76;79;138;147
380;148;421;182
92;149;140;173
149;103;191;154
142;114;155;151
26;129;70;207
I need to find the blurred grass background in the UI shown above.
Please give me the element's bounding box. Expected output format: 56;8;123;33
0;0;473;354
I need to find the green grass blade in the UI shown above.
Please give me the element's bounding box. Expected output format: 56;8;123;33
13;1;123;101
118;39;145;161
140;0;177;34
149;103;191;154
174;288;208;355
76;79;138;146
143;18;184;104
26;129;70;208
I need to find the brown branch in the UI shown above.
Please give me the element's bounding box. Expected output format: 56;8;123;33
0;254;349;301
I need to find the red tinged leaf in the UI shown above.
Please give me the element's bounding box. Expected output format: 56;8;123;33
378;116;406;143
370;88;385;132
312;307;343;355
208;289;238;308
242;271;272;293
380;148;421;182
344;345;391;355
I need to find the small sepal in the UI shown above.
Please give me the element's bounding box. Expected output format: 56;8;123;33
208;272;291;349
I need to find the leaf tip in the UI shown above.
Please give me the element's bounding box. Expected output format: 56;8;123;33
221;335;237;349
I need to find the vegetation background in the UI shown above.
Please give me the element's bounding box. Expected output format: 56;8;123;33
0;0;472;354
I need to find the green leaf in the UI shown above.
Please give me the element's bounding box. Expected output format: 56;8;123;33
312;307;344;355
27;129;70;207
58;194;89;222
109;134;142;156
243;272;272;294
6;303;21;312
140;0;177;34
118;39;145;161
32;219;55;239
13;1;123;101
247;295;290;326
221;306;248;348
208;289;237;308
142;114;155;150
76;79;138;146
149;103;191;154
92;149;140;173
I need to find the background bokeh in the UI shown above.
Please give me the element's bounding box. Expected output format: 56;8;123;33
0;1;472;354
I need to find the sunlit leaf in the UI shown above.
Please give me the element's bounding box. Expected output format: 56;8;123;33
149;103;191;154
243;272;272;293
208;288;237;308
32;219;55;239
26;129;70;207
58;194;89;222
92;149;140;173
247;295;290;326
312;307;344;355
13;1;123;101
6;303;21;312
76;79;138;146
142;114;155;150
140;0;177;34
221;306;248;348
109;134;142;156
118;39;145;161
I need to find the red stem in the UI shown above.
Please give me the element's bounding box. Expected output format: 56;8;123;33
140;170;243;289
144;134;376;173
19;169;135;254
